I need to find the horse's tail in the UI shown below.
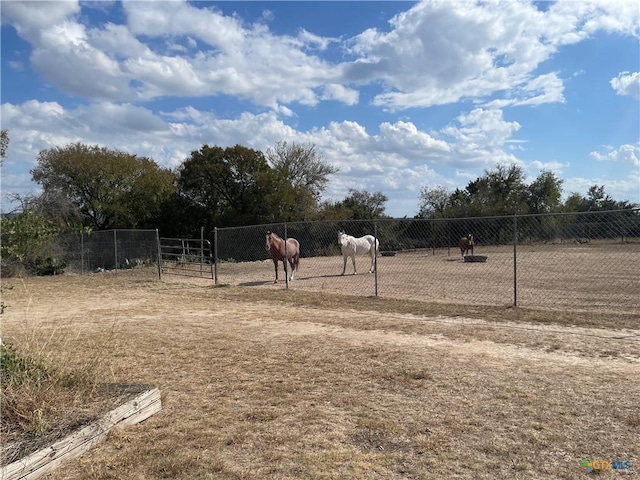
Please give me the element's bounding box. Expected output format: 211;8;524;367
371;236;380;255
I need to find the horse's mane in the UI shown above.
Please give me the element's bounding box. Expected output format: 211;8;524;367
266;230;283;241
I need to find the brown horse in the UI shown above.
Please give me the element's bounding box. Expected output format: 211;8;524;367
265;231;300;283
459;233;474;257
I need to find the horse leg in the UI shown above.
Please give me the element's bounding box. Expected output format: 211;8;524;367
288;258;295;281
272;259;279;283
341;256;347;275
369;251;375;273
351;255;357;275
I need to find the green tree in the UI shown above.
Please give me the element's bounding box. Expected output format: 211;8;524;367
31;143;176;230
526;170;563;214
0;206;64;275
562;185;637;213
424;164;528;218
265;141;338;220
340;189;388;219
178;144;287;227
481;163;528;215
417;186;451;218
314;200;354;221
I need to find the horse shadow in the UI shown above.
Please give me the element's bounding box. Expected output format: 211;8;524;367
298;273;365;280
239;273;369;286
238;280;274;287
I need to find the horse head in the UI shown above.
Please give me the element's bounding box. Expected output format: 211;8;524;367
265;231;273;251
337;231;346;246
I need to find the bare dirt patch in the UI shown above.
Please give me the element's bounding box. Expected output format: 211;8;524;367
1;272;638;479
218;242;640;315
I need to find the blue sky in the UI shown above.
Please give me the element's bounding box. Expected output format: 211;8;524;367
1;0;639;218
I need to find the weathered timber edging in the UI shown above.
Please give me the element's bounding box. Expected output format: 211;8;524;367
1;386;161;480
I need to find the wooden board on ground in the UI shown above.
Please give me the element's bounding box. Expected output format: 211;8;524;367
1;386;161;480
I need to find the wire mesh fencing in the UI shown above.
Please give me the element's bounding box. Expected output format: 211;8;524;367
53;229;160;276
214;209;640;314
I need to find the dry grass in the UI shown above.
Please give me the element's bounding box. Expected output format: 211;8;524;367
1;270;638;479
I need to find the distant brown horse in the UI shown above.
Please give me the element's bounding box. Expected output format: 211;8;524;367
459;233;474;257
265;231;300;283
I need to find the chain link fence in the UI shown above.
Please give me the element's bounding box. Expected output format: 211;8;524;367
53;229;160;276
215;209;640;314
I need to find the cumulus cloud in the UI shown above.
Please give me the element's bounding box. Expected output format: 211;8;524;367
610;72;640;99
441;108;521;167
590;144;640;166
342;0;635;110
321;84;359;105
2;0;638;113
0;1;80;31
0;99;523;215
1;0;348;109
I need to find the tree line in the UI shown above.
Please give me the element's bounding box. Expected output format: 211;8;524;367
1;131;638;274
7;138;390;237
417;164;636;219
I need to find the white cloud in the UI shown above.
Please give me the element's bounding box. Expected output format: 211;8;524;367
610;72;640;99
486;72;565;108
321;84;359;105
2;0;637;114
0;1;80;31
1;100;522;215
1;0;345;109
297;28;335;51
590;144;640;167
441;108;521;167
528;160;569;176
343;0;636;110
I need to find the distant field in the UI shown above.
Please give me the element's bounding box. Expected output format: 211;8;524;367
1;273;638;479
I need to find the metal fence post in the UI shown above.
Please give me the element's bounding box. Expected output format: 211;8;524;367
156;229;162;280
200;226;205;277
284;222;289;289
114;230;118;276
214;227;218;285
513;215;518;307
81;230;84;275
374;222;378;297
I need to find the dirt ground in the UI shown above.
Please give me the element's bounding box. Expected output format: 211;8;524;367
214;242;640;314
1;272;638;479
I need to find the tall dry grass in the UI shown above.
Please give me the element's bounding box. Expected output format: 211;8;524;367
0;281;132;465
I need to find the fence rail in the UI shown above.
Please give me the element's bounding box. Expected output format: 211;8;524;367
159;236;214;280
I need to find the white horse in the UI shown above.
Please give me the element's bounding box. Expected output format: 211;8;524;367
338;231;379;275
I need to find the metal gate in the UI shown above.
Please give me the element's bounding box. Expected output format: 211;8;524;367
159;236;214;280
